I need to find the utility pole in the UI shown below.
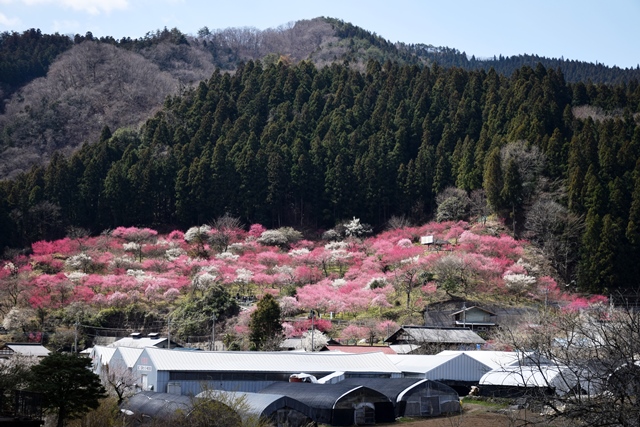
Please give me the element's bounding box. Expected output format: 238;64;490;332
309;310;315;352
167;316;171;350
210;313;217;351
74;315;79;353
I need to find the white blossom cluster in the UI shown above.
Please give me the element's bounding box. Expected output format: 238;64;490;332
503;273;537;289
228;243;245;253
215;251;239;261
123;242;142;252
3;262;16;274
288;248;310;257
184;225;211;243
192;272;217;290
325;241;348;251
344;217;364;237
400;255;420;265
65;271;87;282
126;269;148;282
257;230;288;247
235;268;253;283
302;330;329;352
111;255;136;270
331;278;347;288
65;253;92;270
273;265;294;275
164;247;186;261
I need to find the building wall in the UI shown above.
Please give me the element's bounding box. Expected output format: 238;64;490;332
423;355;491;382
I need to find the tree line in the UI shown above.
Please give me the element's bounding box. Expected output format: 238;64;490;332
1;59;640;294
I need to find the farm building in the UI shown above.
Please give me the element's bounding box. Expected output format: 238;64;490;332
437;350;521;370
387;352;495;393
197;390;315;427
131;348;403;395
384;326;485;354
88;345;117;376
0;343;50;359
338;377;460;418
258;382;395;425
479;364;583;398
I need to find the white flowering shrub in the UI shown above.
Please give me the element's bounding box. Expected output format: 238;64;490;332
65;272;87;282
257;230;288;247
111;256;137;270
289;248;310;257
302;329;329;352
122;242;141;253
184;225;212;243
324;241;348;251
504;273;537;295
235;268;253;283
192;272;218;290
332;278;347;288
164;247;186;261
215;251;239;261
65;253;93;271
344;217;372;238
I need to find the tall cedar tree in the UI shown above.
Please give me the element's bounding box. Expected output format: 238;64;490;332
29;353;106;427
249;294;283;350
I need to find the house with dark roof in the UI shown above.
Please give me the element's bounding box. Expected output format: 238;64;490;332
384;326;485;354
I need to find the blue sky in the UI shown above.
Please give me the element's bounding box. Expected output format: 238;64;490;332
1;0;638;69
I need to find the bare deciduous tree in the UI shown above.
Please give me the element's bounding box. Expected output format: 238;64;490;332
494;305;640;427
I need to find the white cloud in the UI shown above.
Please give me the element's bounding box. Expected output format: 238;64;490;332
0;12;20;27
52;19;81;34
21;0;129;15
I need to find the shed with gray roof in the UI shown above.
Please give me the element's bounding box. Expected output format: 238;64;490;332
132;348;402;395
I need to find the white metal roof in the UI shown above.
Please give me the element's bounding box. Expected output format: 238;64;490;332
90;345;116;366
479;365;578;395
438;350;520;370
387;354;460;373
108;336;168;349
4;344;50;357
113;346;144;368
388;344;420;354
386;353;495;382
139;348;402;375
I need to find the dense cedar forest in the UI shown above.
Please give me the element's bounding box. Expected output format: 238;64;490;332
1;19;640;297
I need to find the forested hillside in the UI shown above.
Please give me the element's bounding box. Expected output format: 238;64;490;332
2;18;640;179
2;58;640;295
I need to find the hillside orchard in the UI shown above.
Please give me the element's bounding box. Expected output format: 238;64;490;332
0;219;607;349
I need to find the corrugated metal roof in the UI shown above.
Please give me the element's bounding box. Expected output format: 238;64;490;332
142;348;402;375
108;336;168;349
389;344;420;354
326;345;396;355
479;365;578;394
90;345;116;366
401;327;486;344
438;350;520;370
4;344;50;357
113;347;144;368
387;354;460;373
387;353;496;382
